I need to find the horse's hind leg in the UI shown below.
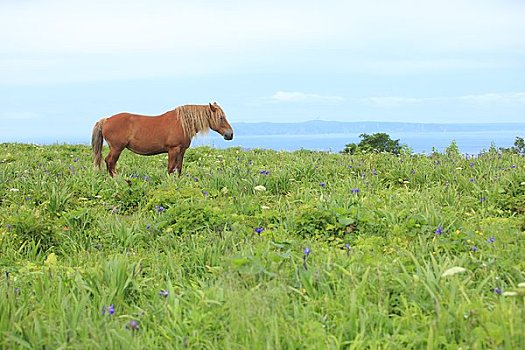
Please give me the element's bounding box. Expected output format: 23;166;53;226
105;146;123;177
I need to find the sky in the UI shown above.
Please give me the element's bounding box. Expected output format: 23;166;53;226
1;0;524;142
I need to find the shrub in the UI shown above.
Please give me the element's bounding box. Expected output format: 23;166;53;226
341;133;404;155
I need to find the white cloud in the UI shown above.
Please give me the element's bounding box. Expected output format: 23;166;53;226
363;92;525;107
0;1;330;55
457;92;525;105
270;91;344;103
356;58;512;75
0;112;40;120
0;0;336;84
11;1;524;54
0;0;523;85
364;96;434;107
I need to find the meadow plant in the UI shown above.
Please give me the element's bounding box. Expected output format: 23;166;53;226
0;143;523;349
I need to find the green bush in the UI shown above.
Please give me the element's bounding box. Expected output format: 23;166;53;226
7;208;62;252
341;132;405;155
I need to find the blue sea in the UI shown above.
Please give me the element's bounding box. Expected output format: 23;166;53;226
192;130;523;154
7;130;523;155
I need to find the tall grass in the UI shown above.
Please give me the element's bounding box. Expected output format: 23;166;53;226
0;142;524;349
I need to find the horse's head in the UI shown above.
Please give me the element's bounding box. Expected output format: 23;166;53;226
209;102;234;140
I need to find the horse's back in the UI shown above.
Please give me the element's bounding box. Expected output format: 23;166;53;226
102;111;185;154
104;112;163;132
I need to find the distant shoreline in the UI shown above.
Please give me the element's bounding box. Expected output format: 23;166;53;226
232;120;525;136
2;121;524;151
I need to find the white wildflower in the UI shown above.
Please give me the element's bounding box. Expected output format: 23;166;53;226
441;266;468;277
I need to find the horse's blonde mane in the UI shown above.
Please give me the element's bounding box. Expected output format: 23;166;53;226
176;104;224;138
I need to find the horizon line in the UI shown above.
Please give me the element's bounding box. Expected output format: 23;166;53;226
233;120;525;125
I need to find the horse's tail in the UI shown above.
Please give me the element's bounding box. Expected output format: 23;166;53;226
91;118;106;169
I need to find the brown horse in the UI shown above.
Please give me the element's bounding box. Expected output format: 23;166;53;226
91;102;234;177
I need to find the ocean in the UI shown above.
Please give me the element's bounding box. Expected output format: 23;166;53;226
192;130;523;154
5;129;523;155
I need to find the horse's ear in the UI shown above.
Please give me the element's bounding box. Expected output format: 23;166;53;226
209;102;218;112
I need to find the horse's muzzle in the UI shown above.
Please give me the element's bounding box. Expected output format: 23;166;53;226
223;130;234;140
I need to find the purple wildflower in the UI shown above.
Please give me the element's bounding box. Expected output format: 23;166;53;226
351;188;360;194
155;205;165;213
320;182;326;188
254;227;264;234
302;247;311;270
435;226;444;235
493;287;502;295
146;225;151;230
469;178;475;183
202;190;209;197
480;197;487;203
73;158;79;162
487;236;495;243
127;320;140;334
510;164;516;169
111;207;118;214
6;224;12;230
102;304;115;316
159;289;169;298
471;246;478;252
372;169;377;175
259;170;270;175
344;243;351;256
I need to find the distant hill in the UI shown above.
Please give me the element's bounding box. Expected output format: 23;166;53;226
232;120;525;136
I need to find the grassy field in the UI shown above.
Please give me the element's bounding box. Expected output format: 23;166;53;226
0;142;524;349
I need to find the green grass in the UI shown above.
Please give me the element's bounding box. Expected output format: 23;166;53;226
0;142;524;349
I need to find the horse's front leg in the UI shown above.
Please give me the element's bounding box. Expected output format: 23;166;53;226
175;148;187;176
167;146;182;176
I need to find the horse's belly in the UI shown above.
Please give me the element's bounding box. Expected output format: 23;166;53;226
128;138;168;156
127;142;167;156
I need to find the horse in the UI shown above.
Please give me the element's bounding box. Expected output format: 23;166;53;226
91;102;234;177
